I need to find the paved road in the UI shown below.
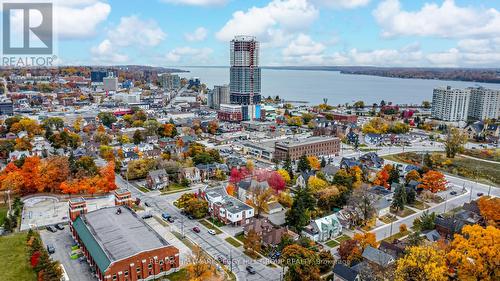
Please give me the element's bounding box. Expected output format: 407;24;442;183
116;175;283;281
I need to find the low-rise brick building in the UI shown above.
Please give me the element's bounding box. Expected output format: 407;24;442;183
69;198;179;281
274;136;340;161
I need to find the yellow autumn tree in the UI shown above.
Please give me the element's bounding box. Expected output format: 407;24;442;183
395;245;448;281
307;175;328;191
447;225;500;281
185;246;220;281
277;169;291;184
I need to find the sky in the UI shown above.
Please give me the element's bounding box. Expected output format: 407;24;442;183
5;0;500;67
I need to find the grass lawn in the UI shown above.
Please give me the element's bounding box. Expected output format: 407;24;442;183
137;186;150;193
153;216;169;227
225;237;242;248
0;204;8;226
383;230;410;243
161;183;188;195
235;233;245;243
335;234;351;243
384;152;500;185
172;231;195;249
410;200;430;210
200;220;223;234
379;214;398;224
325;240;339;248
163;268;189;281
243;250;259;260
392;207;416;218
0;232;37;281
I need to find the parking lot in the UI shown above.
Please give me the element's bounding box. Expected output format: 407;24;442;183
39;227;95;281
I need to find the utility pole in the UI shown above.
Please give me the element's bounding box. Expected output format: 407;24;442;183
389;221;393;237
488;185;491;197
444;193;448;213
229;249;233;272
180;217;185;238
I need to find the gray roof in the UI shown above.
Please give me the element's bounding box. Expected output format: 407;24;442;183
333;263;359;281
149;169;167;177
80;206;169;263
362;246;394;267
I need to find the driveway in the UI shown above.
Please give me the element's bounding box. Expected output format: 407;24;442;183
39;228;95;281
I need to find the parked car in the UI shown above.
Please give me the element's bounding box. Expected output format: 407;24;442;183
46;225;57;233
218;256;228;265
477;192;484;197
187;214;195;220
208;229;216;235
167;217;175;223
144;202;152;207
55;224;64;230
47;244;55;254
142;213;153;219
192;227;200;233
246;265;256;274
450;191;457;195
162;212;171;220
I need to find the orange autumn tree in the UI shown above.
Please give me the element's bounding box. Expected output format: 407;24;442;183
373;169;390;188
419;170;447;193
477;196;500;227
98;161;117;193
307;156;321;170
226;184;235;196
353;232;378;249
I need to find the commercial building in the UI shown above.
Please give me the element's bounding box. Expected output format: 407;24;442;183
160;73;181;91
0;99;14;115
69;197;179;281
103;73;119;92
209;85;230;109
274;136;341;161
230;36;261;105
468;87;500;120
217;104;243;122
431;86;470;122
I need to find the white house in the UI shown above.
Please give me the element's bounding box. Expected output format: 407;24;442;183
205;187;254;226
302;213;343;242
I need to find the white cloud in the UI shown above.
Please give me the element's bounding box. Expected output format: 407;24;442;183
311;0;370;9
184;27;208;42
282;34;326;64
2;0;111;39
160;0;227;6
164;47;214;64
216;0;318;45
90;39;129;64
373;0;500;38
108;16;166;47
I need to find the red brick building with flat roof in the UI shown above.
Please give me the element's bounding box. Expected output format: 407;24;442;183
69;196;179;281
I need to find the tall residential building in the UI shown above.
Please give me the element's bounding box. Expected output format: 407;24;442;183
230;36;261;105
210;85;230;109
468;87;500;120
90;70;108;83
160;73;181;91
431;86;470;122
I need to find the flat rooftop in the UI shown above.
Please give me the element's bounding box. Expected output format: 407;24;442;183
76;206;169;264
275;136;339;147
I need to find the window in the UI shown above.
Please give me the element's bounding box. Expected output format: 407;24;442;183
136;267;141;273
159;261;163;265
112;274;117;281
124;271;128;277
148;263;153;269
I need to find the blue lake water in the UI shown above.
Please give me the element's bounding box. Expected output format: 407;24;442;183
178;67;500;105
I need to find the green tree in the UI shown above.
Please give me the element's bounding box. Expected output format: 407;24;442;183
297;154;310;172
97;112;117;128
133;129;144;144
286;186;315;232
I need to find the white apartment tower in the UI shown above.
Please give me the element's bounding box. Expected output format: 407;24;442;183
468;87;500;120
431;86;470;122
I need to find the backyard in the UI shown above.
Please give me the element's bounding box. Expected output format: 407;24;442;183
0;232;37;281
